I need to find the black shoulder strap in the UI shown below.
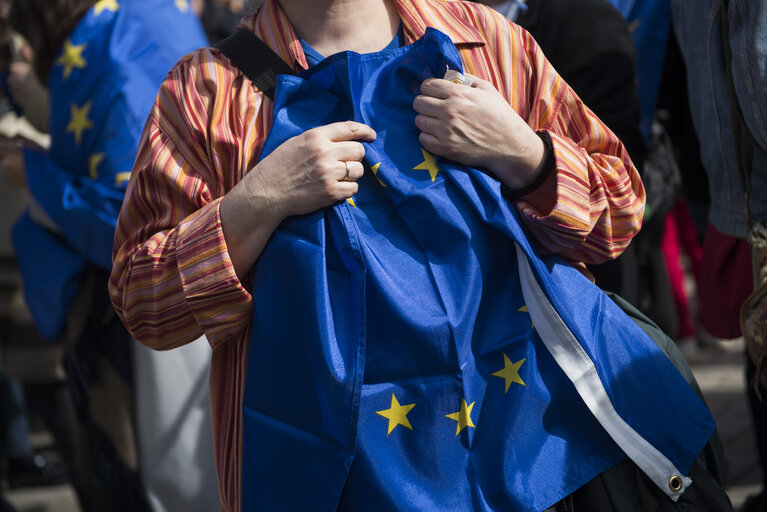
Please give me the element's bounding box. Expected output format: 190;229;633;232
214;29;295;101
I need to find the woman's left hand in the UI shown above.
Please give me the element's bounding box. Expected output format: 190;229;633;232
413;75;545;189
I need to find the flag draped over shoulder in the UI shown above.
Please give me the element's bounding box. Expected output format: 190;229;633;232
11;0;207;340
241;28;714;512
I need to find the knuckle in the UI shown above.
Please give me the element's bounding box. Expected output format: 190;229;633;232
444;101;461;120
354;142;366;160
339;183;358;200
317;159;335;175
310;144;328;161
322;178;337;195
345;120;360;135
306;130;326;145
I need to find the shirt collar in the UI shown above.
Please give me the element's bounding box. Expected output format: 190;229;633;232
393;0;485;46
241;0;485;72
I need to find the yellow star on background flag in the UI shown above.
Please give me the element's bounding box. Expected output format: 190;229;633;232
518;304;534;329
89;153;104;179
445;398;476;435
115;172;132;186
413;148;441;182
67;102;93;146
175;0;189;11
94;0;119;15
56;40;87;80
371;162;387;187
376;393;416;435
491;354;526;393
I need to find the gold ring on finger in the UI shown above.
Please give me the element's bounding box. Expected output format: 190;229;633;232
343;161;350;181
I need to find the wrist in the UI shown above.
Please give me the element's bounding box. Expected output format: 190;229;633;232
220;176;284;281
492;129;547;189
500;131;555;201
221;174;283;244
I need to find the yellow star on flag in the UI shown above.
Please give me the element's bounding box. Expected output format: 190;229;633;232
413;148;441;182
346;197;356;207
491;354;526;393
175;0;189;11
518;304;534;329
371;162;387;187
115;172;132;186
94;0;119;15
67;102;93;146
89;153;104;179
445;398;476;436
56;39;87;80
376;393;416;435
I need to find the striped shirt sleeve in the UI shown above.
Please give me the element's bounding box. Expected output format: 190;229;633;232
452;2;644;264
109;49;256;350
510;22;645;263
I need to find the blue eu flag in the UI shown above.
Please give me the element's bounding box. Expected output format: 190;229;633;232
12;0;207;340
241;28;714;511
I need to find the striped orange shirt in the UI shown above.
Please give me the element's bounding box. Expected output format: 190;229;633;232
109;0;644;509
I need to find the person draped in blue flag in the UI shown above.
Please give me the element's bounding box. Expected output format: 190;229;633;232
1;0;216;510
110;0;731;511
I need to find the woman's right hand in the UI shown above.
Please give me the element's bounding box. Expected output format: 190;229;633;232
220;120;376;280
247;121;376;219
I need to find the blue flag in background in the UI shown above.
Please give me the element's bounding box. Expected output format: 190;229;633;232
604;0;671;139
241;28;714;512
12;0;206;340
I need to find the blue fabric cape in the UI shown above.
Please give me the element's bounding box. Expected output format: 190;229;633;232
241;28;714;512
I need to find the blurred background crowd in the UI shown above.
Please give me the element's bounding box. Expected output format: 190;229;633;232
0;0;764;511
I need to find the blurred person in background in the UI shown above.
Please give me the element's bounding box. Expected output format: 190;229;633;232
673;1;767;510
199;0;248;42
2;0;217;510
480;0;709;356
0;2;69;509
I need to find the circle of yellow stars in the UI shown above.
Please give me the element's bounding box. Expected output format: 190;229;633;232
349;149;531;436
375;305;531;436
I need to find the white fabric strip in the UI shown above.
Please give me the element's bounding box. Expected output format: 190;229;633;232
514;243;691;500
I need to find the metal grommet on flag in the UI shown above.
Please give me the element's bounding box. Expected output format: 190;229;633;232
514;242;694;501
668;475;684;493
